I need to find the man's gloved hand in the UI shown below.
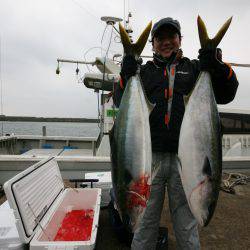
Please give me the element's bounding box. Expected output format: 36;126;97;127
120;55;139;80
198;48;230;79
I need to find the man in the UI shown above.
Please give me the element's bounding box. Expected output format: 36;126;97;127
113;17;238;250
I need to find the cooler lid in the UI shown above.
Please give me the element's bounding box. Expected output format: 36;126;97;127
4;157;64;243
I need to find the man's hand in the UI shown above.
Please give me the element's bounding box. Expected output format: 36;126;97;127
198;48;231;79
120;55;139;80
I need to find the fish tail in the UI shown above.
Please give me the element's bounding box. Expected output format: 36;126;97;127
197;16;232;49
119;21;152;57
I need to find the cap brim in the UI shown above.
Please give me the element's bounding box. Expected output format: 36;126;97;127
153;23;180;37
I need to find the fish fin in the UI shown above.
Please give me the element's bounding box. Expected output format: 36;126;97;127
124;169;133;185
119;21;152;57
119;23;132;54
134;21;152;56
109;124;118;174
202;156;212;177
197;16;232;49
183;94;190;106
176;155;182;171
146;99;155;114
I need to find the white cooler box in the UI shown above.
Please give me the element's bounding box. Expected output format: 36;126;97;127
85;172;112;207
4;157;101;250
0;201;26;250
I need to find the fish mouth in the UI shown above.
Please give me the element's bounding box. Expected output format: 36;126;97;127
203;200;217;226
195;199;216;227
189;176;213;226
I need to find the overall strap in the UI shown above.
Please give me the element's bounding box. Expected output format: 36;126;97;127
164;64;176;126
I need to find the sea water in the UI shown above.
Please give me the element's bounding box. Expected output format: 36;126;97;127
0;121;99;137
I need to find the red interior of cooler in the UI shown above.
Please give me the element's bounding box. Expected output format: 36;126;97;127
54;209;94;241
38;189;99;242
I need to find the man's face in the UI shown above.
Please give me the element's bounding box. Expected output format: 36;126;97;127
153;26;181;58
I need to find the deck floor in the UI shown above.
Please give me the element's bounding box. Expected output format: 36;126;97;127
0;174;249;249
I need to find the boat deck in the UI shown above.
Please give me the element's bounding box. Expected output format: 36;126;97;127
0;172;249;249
95;173;250;249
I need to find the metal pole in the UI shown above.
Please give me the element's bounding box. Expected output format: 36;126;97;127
57;59;96;65
0;36;3;136
42;126;46;136
229;63;250;68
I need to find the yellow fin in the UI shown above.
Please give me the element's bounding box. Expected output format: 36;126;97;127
183;94;191;107
119;21;152;57
197;16;232;49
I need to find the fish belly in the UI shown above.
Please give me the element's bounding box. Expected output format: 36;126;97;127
111;76;152;232
178;72;222;226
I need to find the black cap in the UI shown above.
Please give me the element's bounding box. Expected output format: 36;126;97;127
151;17;181;39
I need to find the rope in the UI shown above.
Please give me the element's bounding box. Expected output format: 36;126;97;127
83;46;102;73
101;24;108;56
220;172;250;194
229;63;250;68
99;25;114;131
70;0;98;20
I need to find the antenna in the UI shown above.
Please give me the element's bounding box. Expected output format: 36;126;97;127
124;12;133;42
101;16;123;25
101;16;123;35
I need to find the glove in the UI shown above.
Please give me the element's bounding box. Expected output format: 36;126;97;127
120;55;139;80
198;48;230;79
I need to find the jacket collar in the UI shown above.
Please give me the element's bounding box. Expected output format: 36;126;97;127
153;49;183;68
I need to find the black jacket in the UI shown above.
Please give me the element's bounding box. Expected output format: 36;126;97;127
113;53;239;153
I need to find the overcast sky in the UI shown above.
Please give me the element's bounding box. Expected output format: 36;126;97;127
0;0;249;118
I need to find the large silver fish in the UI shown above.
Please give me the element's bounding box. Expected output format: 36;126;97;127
178;16;232;227
110;22;153;233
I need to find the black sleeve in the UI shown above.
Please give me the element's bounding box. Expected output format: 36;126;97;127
210;64;239;104
191;59;239;104
113;64;145;107
113;77;124;107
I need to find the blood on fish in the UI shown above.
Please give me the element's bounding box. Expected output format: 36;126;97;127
54;209;94;241
127;175;150;209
